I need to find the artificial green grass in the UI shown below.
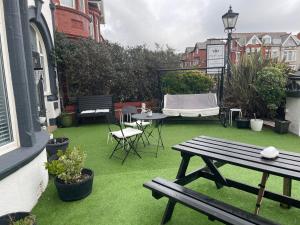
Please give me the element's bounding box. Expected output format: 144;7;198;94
33;121;300;225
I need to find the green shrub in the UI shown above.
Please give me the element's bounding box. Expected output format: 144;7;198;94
255;66;287;118
10;214;36;225
54;32;181;102
226;53;272;117
45;147;86;184
161;70;214;94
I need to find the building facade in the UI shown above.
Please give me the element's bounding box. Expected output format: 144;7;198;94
0;0;56;216
231;32;300;71
181;39;225;69
53;0;105;42
182;32;300;71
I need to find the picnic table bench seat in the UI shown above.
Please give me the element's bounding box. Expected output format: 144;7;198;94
144;177;280;225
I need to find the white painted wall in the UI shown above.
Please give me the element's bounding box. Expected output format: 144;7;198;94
28;0;61;125
285;97;300;136
0;150;48;216
28;0;54;41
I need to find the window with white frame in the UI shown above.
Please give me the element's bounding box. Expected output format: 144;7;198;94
236;52;241;62
30;24;51;95
89;15;94;39
0;0;19;154
60;0;75;8
262;35;271;44
272;50;279;59
284;50;296;62
78;0;85;13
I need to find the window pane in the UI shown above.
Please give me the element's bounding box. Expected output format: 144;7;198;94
0;37;13;147
79;0;85;12
61;0;74;8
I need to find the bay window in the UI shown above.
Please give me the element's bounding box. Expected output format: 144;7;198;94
284;50;296;62
0;0;19;155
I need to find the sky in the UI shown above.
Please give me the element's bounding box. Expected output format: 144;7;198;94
101;0;300;52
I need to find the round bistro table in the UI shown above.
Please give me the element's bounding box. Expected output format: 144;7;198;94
132;113;168;157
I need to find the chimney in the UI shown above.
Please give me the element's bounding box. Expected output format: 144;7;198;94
297;32;300;40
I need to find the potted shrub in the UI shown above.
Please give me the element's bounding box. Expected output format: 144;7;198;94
255;66;289;134
274;119;290;134
46;137;69;157
60;112;75;127
0;212;36;225
236;117;250;129
45;147;94;201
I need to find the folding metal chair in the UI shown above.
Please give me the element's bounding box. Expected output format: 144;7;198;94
106;114;143;164
121;106;151;146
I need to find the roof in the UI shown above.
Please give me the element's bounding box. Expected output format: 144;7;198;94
185;47;194;53
194;39;225;50
232;32;291;46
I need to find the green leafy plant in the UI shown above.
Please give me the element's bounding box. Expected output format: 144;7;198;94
226;52;272;117
54;32;181;102
45;147;86;184
9;215;36;225
255;66;287;118
161;70;214;94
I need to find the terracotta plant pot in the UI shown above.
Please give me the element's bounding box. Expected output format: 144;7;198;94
54;168;94;201
250;119;263;132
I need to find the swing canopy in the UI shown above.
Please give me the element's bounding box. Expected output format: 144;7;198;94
162;93;219;117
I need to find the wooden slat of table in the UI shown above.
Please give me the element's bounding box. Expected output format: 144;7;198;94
173;144;300;181
200;136;300;159
186;140;300;170
193;138;300;165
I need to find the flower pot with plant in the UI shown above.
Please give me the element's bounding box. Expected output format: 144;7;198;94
274;119;290;134
255;66;289;133
250;114;263;132
45;147;94;201
236;117;250;129
0;212;36;225
46;137;69;158
60;112;75;127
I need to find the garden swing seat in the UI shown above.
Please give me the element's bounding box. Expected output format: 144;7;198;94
162;93;220;117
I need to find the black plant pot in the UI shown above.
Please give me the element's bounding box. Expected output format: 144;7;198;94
236;118;250;129
46;137;69;157
0;212;36;225
274;119;290;134
54;168;94;201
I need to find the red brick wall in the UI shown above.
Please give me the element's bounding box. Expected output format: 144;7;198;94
55;5;90;38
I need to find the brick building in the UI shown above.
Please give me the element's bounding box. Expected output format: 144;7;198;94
181;39;225;68
182;32;300;71
53;0;105;42
231;32;300;70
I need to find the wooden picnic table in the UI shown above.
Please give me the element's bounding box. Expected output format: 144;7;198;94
144;136;300;224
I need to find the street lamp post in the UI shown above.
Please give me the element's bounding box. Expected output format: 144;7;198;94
222;6;239;80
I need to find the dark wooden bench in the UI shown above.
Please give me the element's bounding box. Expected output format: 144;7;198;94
144;177;280;225
77;95;113;124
